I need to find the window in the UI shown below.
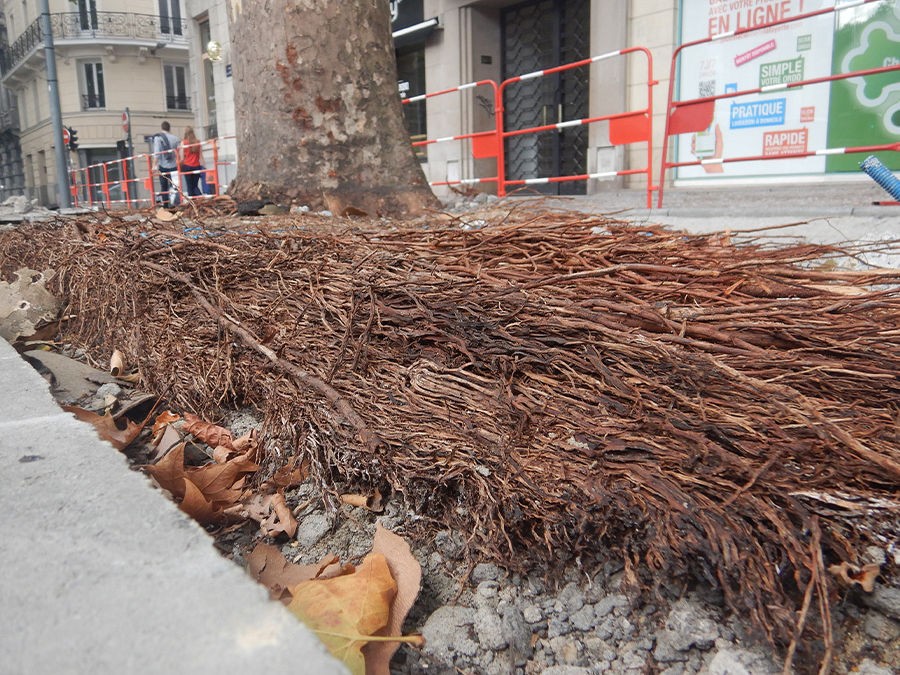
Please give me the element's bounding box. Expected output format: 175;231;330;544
164;64;189;110
159;0;183;36
82;62;105;109
199;19;217;137
396;46;427;161
77;0;98;31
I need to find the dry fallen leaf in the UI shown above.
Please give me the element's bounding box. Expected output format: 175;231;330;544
246;542;321;601
182;413;234;450
186;451;259;503
63;405;144;451
828;561;881;592
244;491;298;538
144;441;187;499
180;477;223;525
151;423;183;462
155;207;178;222
109;349;126;376
151;410;181;440
212;445;231;464
364;524;424;674
272;456;309;489
340;489;385;513
288;553;399;675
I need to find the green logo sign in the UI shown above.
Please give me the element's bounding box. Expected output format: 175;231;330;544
759;57;805;87
797;34;812;52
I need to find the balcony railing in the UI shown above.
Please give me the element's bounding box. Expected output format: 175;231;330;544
1;12;189;74
82;93;106;110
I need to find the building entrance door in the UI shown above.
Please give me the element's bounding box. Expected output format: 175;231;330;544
501;0;589;195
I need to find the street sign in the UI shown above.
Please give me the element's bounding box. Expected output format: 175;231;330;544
62;127;70;146
122;109;130;134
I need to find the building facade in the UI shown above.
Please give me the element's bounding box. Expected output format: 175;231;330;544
0;0;194;205
1;1;895;206
0;10;24;201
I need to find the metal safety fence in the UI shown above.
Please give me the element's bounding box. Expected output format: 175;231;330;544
404;47;658;207
67;136;234;210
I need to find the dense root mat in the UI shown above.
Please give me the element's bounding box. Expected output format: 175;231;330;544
2;205;898;667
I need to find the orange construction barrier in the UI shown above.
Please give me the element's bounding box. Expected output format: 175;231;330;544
403;47;657;206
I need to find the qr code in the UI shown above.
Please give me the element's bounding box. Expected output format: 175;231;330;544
699;80;715;97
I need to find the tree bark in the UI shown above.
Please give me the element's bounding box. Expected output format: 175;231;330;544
227;0;439;217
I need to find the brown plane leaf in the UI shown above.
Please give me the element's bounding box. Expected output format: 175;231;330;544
246;542;321;601
151;410;181;441
364;524;424;674
828;561;881;592
64;405;144;451
185;451;259;503
182;412;234;450
180;477;223;525
244;491;298;538
155;207;178;222
272;456;310;489
151;423;183;462
109;349;126;376
144;441;186;499
288;553;397;675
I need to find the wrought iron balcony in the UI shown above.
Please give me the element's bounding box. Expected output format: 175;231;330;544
82;93;106;110
1;12;189;75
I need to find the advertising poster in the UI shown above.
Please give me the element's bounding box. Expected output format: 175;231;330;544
676;0;898;180
826;1;900;171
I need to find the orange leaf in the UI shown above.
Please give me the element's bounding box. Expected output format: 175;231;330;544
364;525;424;674
828;561;881;592
186;451;259;503
288;553;397;675
63;405;144;451
246;543;320;601
179;477;223;525
151;410;181;439
244;491;298;538
182;412;234;450
272;456;310;489
109;349;126;376
340;489;385;513
144;442;186;499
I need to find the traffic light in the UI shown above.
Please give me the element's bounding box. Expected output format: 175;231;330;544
67;127;78;151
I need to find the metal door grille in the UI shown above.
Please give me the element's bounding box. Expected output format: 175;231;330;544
502;0;590;195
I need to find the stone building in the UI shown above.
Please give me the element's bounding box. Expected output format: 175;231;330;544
1;1;895;206
0;0;193;205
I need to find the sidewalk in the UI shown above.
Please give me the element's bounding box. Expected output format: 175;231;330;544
504;181;899;260
0;338;345;674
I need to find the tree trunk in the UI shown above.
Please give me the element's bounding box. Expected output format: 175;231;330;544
227;1;439;217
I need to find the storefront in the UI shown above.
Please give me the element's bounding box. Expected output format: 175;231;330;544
393;1;435;160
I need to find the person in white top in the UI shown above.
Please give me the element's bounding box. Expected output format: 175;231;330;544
152;121;180;206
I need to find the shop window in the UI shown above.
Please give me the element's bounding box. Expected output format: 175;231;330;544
164;64;189;110
396;46;427;161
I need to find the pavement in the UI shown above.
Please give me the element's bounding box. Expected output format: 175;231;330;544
0;337;345;674
508;180;899;252
0;179;896;673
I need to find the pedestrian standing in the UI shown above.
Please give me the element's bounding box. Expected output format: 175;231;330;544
153;121;180;206
179;126;204;198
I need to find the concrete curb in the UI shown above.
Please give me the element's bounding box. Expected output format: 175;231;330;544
0;339;345;674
